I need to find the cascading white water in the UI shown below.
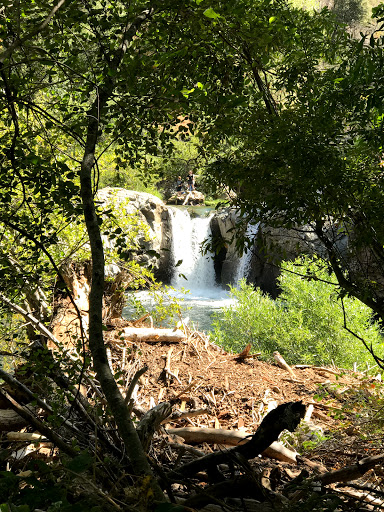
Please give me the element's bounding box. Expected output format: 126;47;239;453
164;207;235;331
169;208;216;291
124;207;253;332
235;222;259;284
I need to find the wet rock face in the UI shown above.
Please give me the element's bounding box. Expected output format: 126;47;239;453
210;209;242;286
211;209;349;296
97;187;173;282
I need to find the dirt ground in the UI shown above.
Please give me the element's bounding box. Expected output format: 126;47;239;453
105;320;384;473
2;311;384;511
103;321;384;509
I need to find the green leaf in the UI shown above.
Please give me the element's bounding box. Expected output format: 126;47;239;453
65;452;92;474
181;87;195;98
203;8;220;19
269;16;276;23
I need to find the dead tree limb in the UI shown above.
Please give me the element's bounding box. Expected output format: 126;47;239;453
0;292;65;348
317;453;384;485
0;368;83;437
123;327;186;343
0;388;78;457
124;365;148;406
166;426;297;463
166;401;306;480
136;402;173;452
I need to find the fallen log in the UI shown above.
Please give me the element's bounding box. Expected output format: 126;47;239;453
316;453;384;485
0;408;29;431
122;327;186;343
166;401;306;480
288;453;384;506
166;426;297;464
7;432;48;442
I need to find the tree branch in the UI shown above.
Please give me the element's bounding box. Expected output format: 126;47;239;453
167;401;306;480
0;0;68;63
0;387;78;457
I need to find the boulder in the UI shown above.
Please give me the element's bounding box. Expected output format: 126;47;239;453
167;190;205;205
96;187;173;282
248;223;348;297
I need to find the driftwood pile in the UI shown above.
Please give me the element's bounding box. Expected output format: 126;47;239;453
0;322;384;511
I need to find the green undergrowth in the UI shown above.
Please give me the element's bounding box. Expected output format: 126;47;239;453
212;256;384;369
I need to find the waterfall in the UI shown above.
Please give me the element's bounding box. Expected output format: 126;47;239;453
235;222;259;284
169;208;217;292
124;207;243;331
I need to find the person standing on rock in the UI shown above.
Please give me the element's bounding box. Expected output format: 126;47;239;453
176;175;183;196
187;170;195;191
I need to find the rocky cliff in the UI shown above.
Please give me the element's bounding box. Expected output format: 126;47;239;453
211;209;348;296
97;187;173;282
98;188;342;295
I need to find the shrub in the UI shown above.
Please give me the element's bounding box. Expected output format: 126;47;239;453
212;256;383;368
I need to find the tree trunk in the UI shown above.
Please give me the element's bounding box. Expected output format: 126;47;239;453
78;9;165;505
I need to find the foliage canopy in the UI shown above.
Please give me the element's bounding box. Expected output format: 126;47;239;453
199;2;384;332
1;0;384;508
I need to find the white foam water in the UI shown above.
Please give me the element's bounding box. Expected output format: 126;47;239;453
124;207;254;332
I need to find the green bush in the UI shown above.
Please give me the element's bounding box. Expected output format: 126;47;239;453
126;285;189;327
212;256;383;368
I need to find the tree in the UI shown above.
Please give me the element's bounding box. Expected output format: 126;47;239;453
201;3;384;345
2;0;380;507
0;0;216;505
4;0;315;505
